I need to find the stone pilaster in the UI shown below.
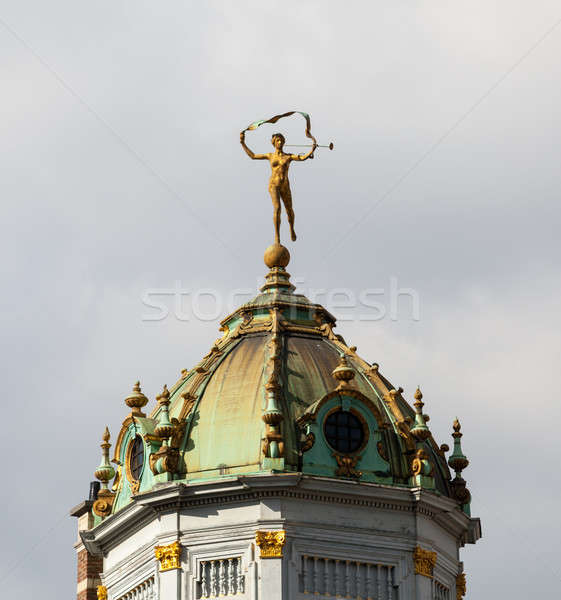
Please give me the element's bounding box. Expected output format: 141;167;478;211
255;531;286;600
413;546;437;600
154;541;182;599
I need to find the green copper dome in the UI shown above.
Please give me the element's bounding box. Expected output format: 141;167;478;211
94;246;472;523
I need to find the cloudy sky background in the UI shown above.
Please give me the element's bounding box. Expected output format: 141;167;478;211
1;1;560;597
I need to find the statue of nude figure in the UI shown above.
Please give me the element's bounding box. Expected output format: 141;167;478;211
240;130;317;244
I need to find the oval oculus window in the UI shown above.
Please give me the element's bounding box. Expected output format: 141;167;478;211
324;410;365;454
129;434;144;480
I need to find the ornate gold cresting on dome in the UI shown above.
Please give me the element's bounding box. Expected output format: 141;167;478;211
255;530;286;558
262;307;286;460
96;585;108;600
413;546;437;578
93;427;116;518
154;541;182;571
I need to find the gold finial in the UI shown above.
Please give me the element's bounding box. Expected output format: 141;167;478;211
155;384;173;440
157;384;170;403
261;244;295;293
125;381;149;416
448;417;469;478
332;355;355;389
410;386;431;441
93;428;116;518
95;428;115;486
101;426;110;444
264;243;291;268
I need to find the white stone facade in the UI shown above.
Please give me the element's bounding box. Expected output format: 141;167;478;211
81;474;480;600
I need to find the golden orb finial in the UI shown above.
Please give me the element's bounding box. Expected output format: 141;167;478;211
264;243;290;268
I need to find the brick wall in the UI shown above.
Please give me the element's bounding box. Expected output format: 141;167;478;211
76;547;103;600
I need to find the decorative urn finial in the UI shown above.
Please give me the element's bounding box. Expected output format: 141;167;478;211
94;427;115;487
410;386;431;441
93;427;116;518
154;384;174;440
332;354;356;389
448;418;472;511
124;381;149;417
448;418;469;474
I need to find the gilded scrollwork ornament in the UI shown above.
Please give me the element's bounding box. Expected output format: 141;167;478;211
334;453;362;479
456;572;466;600
413;546;437;578
411;448;434;477
255;530;286;558
154;541;182;571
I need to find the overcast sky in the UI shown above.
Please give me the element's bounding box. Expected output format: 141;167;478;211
1;1;560;598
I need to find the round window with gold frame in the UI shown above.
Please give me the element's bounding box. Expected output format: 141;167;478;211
125;434;144;491
324;408;368;454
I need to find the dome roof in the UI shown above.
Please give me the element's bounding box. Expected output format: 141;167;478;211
98;245;471;521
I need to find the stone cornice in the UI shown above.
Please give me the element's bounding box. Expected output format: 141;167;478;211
81;475;479;555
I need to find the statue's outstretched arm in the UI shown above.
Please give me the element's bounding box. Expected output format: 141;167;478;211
240;131;268;160
291;141;317;161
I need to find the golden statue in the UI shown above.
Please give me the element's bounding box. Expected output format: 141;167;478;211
240;111;334;245
240;130;316;243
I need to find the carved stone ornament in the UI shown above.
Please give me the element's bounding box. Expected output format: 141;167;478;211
154;541;182;572
334;453;362;479
456;572;466;600
413;546;437;578
255;530;286;558
93;489;115;518
450;476;471;505
149;445;180;475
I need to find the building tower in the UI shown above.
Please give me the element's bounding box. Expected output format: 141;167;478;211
71;122;480;600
